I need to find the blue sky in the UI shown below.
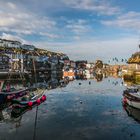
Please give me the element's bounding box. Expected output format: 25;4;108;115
0;0;140;63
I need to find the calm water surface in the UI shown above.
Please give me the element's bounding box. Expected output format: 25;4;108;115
0;78;140;140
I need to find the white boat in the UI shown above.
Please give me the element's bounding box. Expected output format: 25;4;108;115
123;103;140;123
123;86;140;109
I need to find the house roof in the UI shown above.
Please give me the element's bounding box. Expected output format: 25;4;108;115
0;38;67;58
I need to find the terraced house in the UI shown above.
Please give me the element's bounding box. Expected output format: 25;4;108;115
0;38;69;78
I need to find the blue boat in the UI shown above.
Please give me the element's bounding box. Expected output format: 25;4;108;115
0;88;31;104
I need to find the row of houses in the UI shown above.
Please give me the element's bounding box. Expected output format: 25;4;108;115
0;38;69;76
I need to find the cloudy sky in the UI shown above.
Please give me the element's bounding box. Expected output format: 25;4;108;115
0;0;140;62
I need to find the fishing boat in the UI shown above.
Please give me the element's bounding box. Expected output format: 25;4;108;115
11;88;46;108
0;88;31;104
123;86;140;109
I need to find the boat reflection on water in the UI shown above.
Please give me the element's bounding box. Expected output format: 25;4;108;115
0;74;71;123
0;88;46;123
0;101;44;129
11;96;44;119
0;102;12;122
123;102;140;123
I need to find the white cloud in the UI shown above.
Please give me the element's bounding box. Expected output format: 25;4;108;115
73;36;81;40
7;2;16;9
0;16;17;27
0;1;57;38
0;0;138;63
66;19;91;34
102;11;140;31
62;0;120;15
39;32;59;39
34;36;138;62
0;33;28;44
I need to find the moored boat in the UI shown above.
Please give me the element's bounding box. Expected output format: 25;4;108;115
0;88;31;104
12;88;46;108
123;103;140;123
123;86;140;109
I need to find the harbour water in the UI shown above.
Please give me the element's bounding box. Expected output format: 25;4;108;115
0;77;140;140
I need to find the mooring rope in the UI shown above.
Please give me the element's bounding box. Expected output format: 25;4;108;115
33;105;38;140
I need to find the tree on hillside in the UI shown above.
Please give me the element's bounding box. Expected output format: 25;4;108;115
95;60;103;69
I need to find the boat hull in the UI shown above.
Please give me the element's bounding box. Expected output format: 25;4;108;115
0;88;31;104
12;94;46;107
123;91;140;109
123;103;140;123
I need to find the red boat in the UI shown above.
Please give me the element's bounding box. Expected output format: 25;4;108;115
12;88;46;108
